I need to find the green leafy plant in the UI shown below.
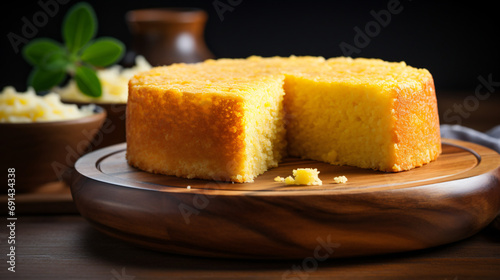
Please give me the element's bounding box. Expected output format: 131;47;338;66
22;2;124;97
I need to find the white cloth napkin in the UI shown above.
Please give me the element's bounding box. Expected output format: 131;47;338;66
440;124;500;154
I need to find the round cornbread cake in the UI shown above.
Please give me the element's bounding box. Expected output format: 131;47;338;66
126;56;441;183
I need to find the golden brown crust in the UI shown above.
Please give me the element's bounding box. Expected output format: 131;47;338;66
126;85;248;182
391;74;441;171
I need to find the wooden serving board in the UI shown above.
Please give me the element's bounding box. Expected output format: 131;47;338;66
71;139;500;259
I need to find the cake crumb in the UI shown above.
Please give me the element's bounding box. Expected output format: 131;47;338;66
285;176;295;185
279;168;322;186
333;176;348;184
274;176;285;182
187;185;191;189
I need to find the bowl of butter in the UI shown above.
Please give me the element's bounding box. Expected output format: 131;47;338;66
0;87;106;192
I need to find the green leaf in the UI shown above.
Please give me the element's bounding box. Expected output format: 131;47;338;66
28;68;66;92
22;38;64;66
38;50;71;72
63;2;97;54
80;37;125;67
75;65;102;97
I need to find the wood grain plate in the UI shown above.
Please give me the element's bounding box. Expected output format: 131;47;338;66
71;139;500;259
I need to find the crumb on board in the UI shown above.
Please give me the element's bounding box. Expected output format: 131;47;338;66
275;168;322;186
274;176;285;182
333;176;348;184
187;185;191;189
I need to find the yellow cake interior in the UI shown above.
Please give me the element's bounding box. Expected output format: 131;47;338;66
127;56;441;183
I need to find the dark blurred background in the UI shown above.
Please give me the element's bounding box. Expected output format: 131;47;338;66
1;0;499;96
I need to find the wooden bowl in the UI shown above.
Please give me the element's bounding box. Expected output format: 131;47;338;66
62;101;127;151
71;139;500;259
0;106;106;193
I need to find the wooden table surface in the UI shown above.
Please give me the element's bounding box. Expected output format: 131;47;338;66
1;92;499;279
0;215;498;280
